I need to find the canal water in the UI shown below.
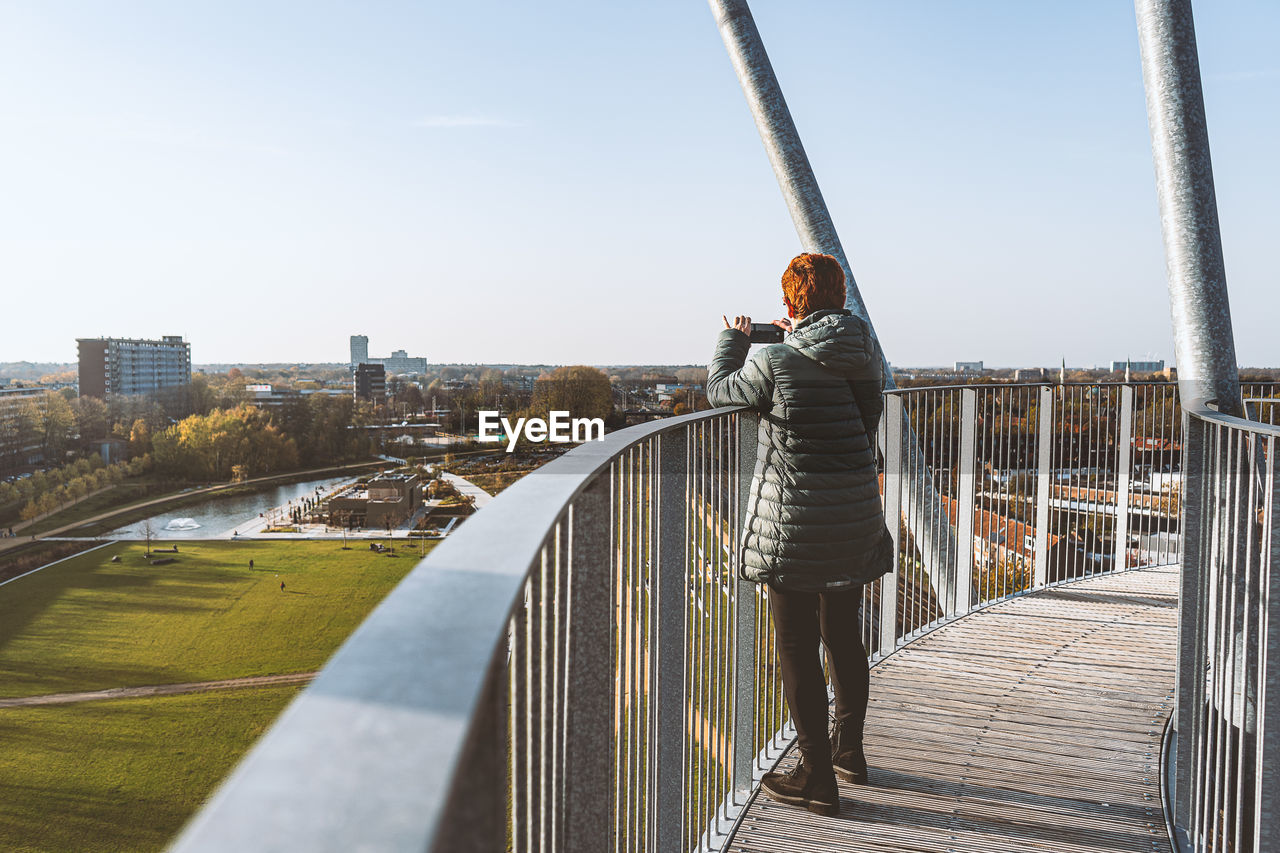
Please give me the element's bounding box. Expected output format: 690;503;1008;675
106;476;354;540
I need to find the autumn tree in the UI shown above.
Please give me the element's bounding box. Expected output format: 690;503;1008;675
37;391;76;465
71;396;111;452
129;419;153;459
152;405;299;481
529;366;614;422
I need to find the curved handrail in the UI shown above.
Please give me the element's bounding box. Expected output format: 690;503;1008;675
171;381;1192;852
170;406;749;852
1187;402;1280;437
1165;402;1280;851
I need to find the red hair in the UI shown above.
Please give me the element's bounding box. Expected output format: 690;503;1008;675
781;253;846;318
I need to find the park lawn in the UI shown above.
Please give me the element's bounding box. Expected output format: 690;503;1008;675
0;540;430;699
0;686;299;852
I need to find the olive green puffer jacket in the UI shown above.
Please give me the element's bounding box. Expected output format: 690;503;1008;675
706;308;893;592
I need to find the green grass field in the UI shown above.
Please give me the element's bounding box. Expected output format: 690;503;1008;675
0;540;424;698
0;539;431;851
0;687;298;852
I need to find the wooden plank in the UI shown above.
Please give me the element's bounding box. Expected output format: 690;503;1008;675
726;566;1177;853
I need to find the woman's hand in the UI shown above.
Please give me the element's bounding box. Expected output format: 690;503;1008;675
772;318;793;333
723;314;752;335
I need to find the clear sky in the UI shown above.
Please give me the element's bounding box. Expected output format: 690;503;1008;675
1;1;1275;367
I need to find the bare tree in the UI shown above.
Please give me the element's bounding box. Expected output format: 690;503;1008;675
142;519;155;557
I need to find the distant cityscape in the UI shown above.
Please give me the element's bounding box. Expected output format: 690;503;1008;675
2;329;1276;481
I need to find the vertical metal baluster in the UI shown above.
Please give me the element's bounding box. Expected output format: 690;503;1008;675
990;388;1000;602
511;606;525;853
1232;429;1256;851
561;480;612;853
1233;433;1259;853
625;454;636;853
1056;386;1068;585
993;388;1004;600
920;391;931;627
933;390;945;623
550;524;563;851
1182;419;1207;847
539;544;551;850
1223;427;1247;850
709;419;723;826
686;426;695;840
993;388;1004;601
904;393;915;633
733;412;759;809
1116;385;1135;573
702;420;713;841
703;420;714;840
722;416;732;817
628;448;641;852
525;567;537;853
955;389;977;616
1074;386;1085;582
612;462;625;853
881;395;903;654
646;442;656;851
1208;427;1237;849
1198;422;1225;847
651;427;688;851
911;393;924;631
1141;384;1152;563
1197;423;1219;849
944;389;956;619
1257;434;1279;851
623;451;635;853
1166;386;1175;566
1033;386;1054;589
683;430;694;853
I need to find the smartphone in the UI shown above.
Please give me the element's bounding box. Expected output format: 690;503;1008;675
749;323;784;343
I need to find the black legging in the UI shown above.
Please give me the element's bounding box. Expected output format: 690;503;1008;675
767;584;870;762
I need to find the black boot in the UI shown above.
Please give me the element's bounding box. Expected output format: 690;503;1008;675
831;719;868;784
760;754;839;816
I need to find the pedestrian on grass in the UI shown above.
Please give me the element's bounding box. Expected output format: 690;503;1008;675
280;581;285;592
708;253;892;817
249;559;254;569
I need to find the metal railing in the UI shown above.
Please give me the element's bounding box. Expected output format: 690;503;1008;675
872;382;1184;654
172;382;1193;853
1241;382;1280;427
1169;405;1280;852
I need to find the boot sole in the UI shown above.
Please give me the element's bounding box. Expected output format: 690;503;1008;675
760;785;839;817
834;766;869;785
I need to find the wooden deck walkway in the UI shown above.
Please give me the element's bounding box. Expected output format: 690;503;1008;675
729;566;1178;853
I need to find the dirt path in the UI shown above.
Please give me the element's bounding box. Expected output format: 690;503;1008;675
0;672;317;709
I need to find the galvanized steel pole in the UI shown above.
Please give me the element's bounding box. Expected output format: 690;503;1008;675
1137;3;1247;841
706;0;881;345
1135;0;1241;414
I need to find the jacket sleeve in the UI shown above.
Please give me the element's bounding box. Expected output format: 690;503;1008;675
706;329;775;411
849;340;885;446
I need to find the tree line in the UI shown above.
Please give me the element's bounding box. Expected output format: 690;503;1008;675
0;455;152;524
2;379;372;486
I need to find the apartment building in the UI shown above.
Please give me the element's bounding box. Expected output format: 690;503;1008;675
77;336;191;399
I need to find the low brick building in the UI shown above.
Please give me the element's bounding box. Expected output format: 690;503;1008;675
327;473;421;529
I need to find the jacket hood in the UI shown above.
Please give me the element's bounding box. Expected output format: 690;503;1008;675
785;309;877;377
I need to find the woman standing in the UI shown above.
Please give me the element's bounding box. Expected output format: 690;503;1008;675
707;252;893;816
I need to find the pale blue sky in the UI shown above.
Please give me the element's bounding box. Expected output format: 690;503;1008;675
1;1;1275;367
